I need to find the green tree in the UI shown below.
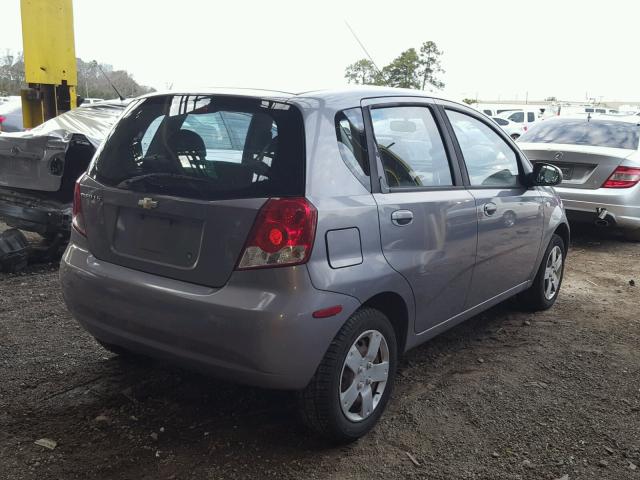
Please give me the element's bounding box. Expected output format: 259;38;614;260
418;41;445;91
544;96;557;102
462;98;475;105
344;58;384;85
0;51;25;96
0;50;154;99
381;48;421;89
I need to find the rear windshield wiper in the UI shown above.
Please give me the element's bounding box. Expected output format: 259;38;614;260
117;172;213;188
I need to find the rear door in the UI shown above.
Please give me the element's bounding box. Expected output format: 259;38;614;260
443;107;544;308
363;98;477;333
80;94;305;288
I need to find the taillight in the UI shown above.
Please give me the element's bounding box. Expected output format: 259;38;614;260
237;197;317;270
72;181;86;236
602;166;640;188
0;115;5;132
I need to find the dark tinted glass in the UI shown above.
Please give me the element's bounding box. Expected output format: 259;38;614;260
508;111;524;123
335;108;370;189
519;119;640;149
527;112;535;122
91;95;305;200
493;117;509;126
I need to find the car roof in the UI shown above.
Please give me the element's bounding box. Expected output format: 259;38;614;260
548;114;640;124
137;86;450;111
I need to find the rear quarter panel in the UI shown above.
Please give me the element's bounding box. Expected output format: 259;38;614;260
295;97;416;350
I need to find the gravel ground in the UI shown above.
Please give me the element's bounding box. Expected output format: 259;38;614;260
1;225;639;480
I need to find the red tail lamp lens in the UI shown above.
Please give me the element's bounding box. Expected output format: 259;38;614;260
237;198;317;269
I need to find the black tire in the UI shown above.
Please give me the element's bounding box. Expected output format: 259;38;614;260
511;134;520;140
624;229;640;242
297;308;398;443
518;233;565;311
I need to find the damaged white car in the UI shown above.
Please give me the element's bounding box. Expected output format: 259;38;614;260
0;100;129;269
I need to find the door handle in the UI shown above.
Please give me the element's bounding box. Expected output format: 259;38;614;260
391;210;414;226
483;202;498;216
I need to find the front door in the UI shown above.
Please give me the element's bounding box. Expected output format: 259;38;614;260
364;100;478;333
444;108;544;308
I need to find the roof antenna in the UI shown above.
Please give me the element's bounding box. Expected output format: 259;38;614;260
344;20;386;84
92;60;125;101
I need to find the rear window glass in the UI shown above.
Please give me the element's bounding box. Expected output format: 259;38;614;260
519;119;640;150
91;95;305;200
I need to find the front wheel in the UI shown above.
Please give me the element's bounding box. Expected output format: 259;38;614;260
297;308;397;443
517;233;565;311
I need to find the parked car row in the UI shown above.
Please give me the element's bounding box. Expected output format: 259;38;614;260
2;86;638;443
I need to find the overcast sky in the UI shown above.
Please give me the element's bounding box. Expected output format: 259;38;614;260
2;0;639;101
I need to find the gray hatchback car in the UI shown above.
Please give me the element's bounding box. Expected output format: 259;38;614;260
60;87;569;442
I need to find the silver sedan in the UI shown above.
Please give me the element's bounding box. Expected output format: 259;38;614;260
519;115;640;240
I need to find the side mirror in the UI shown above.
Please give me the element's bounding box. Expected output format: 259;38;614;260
528;162;563;187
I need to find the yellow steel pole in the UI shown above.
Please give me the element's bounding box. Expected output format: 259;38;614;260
20;0;78;128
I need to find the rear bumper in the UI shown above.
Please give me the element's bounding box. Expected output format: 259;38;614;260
0;188;70;235
59;239;359;390
556;186;640;229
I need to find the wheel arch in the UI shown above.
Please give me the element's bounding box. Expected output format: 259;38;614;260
360;291;409;354
553;222;570;251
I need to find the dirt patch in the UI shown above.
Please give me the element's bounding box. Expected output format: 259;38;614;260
1;225;639;479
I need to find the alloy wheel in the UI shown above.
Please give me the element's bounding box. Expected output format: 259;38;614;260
339;330;390;422
544;245;563;300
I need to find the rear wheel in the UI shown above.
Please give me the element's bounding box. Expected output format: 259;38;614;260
297;308;397;443
518;234;565;311
511;133;520;140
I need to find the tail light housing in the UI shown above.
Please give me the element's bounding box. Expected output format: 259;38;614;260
602;166;640;188
72;181;86;236
0;115;5;131
237;197;317;270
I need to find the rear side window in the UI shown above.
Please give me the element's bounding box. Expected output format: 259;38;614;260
508;111;524;123
527;112;535;122
447;110;520;187
91;95;305;200
335;108;370;189
370;105;453;188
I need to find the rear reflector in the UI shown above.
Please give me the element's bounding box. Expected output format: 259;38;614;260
237;197;317;269
312;305;343;318
602;166;640;188
72;181;86;236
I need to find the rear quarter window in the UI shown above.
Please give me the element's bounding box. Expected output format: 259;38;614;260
335;108;370;190
91;95;305;200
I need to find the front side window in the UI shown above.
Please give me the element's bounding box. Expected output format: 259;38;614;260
370;105;453;188
447;110;520;187
91;95;305;200
335;108;370;189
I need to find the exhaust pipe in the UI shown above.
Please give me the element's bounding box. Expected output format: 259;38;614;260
594;208;614;227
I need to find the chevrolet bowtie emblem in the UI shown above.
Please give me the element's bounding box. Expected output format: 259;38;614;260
138;197;158;210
